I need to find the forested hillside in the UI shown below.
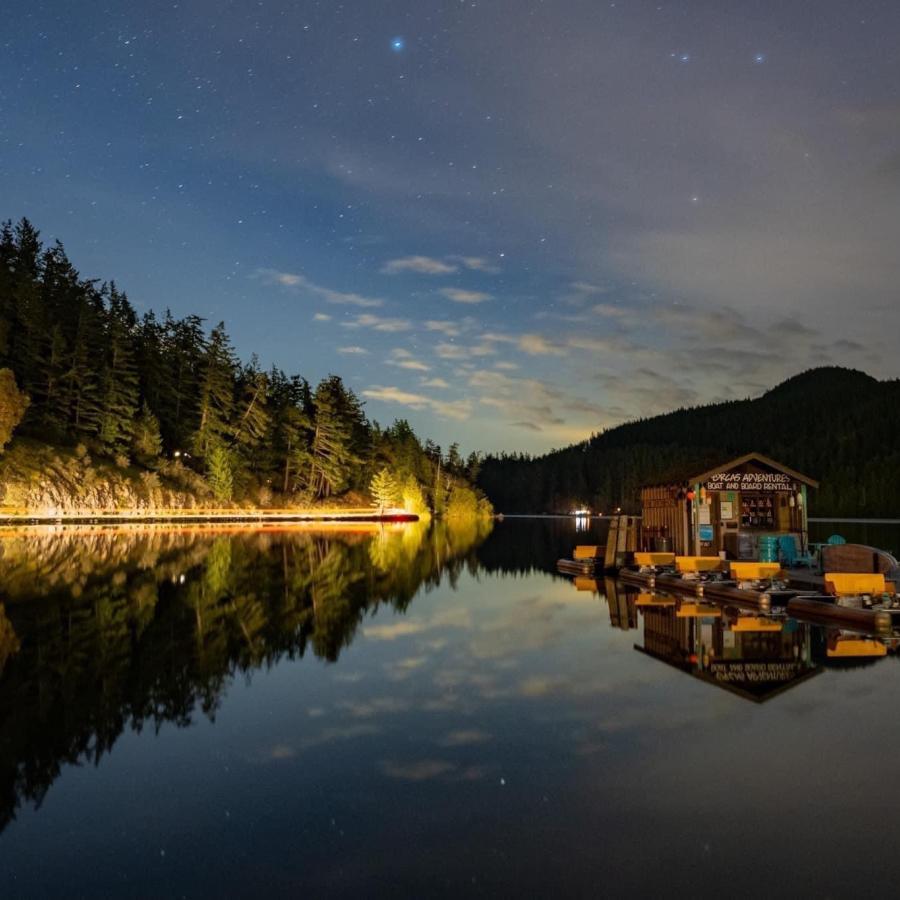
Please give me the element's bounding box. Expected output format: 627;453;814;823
478;367;900;517
0;218;489;515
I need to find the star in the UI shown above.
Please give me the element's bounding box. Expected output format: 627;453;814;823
754;53;766;64
391;36;405;52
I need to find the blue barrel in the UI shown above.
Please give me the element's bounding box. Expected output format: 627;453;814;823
758;535;779;562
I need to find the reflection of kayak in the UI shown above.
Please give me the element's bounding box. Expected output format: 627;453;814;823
827;637;887;658
732;616;782;633
634;592;676;607
676;603;721;618
573;576;600;592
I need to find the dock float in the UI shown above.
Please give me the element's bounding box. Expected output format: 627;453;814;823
617;567;897;634
557;545;605;576
557;558;599;576
786;597;892;634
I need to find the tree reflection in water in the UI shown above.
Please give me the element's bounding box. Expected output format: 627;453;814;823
0;519;492;833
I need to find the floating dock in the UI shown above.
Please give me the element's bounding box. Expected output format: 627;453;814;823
617;567;896;634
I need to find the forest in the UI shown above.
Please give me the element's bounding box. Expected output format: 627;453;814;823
0;218;490;516
478;366;900;518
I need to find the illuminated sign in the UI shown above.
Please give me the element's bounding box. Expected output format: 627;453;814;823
704;472;794;493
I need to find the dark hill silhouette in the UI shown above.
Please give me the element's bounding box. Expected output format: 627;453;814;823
478;367;900;517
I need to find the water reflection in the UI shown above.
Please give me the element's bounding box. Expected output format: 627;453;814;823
5;516;900;897
0;519;491;832
630;590;820;702
564;577;896;701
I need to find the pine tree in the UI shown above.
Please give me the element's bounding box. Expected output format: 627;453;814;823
193;322;235;458
207;443;234;503
97;284;139;450
232;358;270;451
161;312;206;448
370;467;400;509
8;221;46;399
63;287;104;438
301;376;367;499
135;311;166;418
266;370;312;494
131;402;163;462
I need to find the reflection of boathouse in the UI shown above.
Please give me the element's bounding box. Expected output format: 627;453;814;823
640;452;818;559
634;597;821;702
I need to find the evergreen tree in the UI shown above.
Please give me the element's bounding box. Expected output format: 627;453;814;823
131;402;163;462
301;376;367;499
193;322;235;458
207;444;234;503
232;358;270;451
370;467;400;509
62;286;105;438
162;312;206;448
97;284;139;450
266;370;312;494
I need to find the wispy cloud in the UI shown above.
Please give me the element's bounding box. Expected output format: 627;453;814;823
425;319;462;337
432;338;498;361
453;256;502;274
518;333;566;356
482;332;517;344
560;281;613;307
341;313;413;332
435;342;468;360
257;268;383;308
381;759;456;781
381;255;458;275
567;334;633;353
421;377;450;388
338;345;369;355
313;312;332;321
467;368;612;442
440;287;492;305
437;729;493;747
571;281;609;295
387;348;431;371
381;255;501;276
363;385;472;420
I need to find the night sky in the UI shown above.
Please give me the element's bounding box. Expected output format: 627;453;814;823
3;1;898;454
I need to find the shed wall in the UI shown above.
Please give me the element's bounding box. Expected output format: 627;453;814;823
640;486;689;555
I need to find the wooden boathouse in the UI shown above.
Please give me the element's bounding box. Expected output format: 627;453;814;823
640;452;819;559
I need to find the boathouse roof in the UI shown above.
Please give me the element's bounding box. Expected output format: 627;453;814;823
643;452;819;490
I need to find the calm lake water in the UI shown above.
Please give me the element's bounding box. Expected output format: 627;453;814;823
2;516;900;897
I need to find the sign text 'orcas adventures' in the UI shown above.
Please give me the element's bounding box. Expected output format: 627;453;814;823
704;472;794;493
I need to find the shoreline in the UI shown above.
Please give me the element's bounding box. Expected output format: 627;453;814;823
0;508;420;525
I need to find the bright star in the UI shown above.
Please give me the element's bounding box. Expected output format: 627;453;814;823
391;36;405;52
754;53;766;63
